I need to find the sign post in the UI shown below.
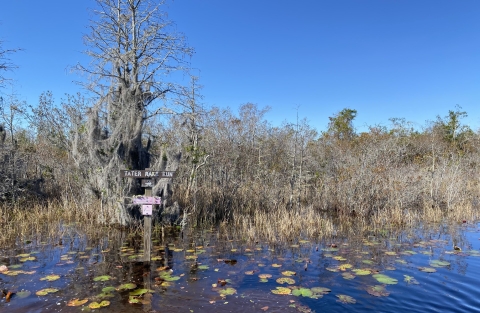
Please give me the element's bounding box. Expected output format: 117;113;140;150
120;168;176;263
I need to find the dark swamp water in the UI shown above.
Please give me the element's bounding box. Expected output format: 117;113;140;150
1;220;480;313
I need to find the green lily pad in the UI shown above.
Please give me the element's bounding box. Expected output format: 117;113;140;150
218;287;237;296
117;283;137;290
336;294;356;304
292;287;313;297
333;256;347;261
102;286;116;293
362;260;374;265
93;275;111;282
276;277;295;284
430;260;450;267
40;274;60;282
366;285;390;297
372;274;398;285
16;290;31;298
89;301;110;309
16;253;30;258
19;256;36;262
198;265;209;270
36;288;59;296
129;289;150;296
352;269;371;275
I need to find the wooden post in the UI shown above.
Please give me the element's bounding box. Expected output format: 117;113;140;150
143;180;152;263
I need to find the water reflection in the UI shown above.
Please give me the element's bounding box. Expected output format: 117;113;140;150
0;221;479;312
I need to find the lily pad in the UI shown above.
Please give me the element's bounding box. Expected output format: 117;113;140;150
102;286;116;293
430;260;450;267
352;269;371;275
336;294;356;304
198;265;209;270
89;301;110;309
342;272;356;280
36;288;59;296
366;285;390;297
281;271;296;276
311;287;331;295
117;283;137;291
292;287;313;297
218;287;237;296
258;274;272;279
372;274;398;285
271;287;291;295
338;263;353;271
403;275;419;284
271;263;282;268
40;274;60;282
418;267;436;273
19;256;36;262
93;275;111;282
16;290;31;298
276;277;295;284
129;289;150;296
67;298;89;306
333;256;347;261
362;260;374;265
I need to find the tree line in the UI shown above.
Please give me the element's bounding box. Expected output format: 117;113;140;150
1;0;478;228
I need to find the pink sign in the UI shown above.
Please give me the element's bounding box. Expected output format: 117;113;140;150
142;205;152;215
132;196;161;204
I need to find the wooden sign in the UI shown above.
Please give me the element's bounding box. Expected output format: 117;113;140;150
142;205;153;216
132;196;162;205
120;170;176;178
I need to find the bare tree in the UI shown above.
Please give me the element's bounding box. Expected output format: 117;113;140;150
0;40;21;88
74;0;192;225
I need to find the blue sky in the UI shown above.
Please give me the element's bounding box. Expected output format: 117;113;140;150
1;0;479;132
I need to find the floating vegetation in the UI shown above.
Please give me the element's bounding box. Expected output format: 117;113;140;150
35;288;59;296
418;267;437;273
89;300;110;309
352;269;371;275
336;294;356;304
93;275;111;282
366;285;390;297
372;274;398;285
291;287;314;298
217;287;237;296
281;270;296;276
0;216;478;312
271;287;291;295
341;272;356;280
404;275;420;284
40;274;60;281
430;260;450;267
67;298;88;307
117;283;137;291
276;277;295;284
